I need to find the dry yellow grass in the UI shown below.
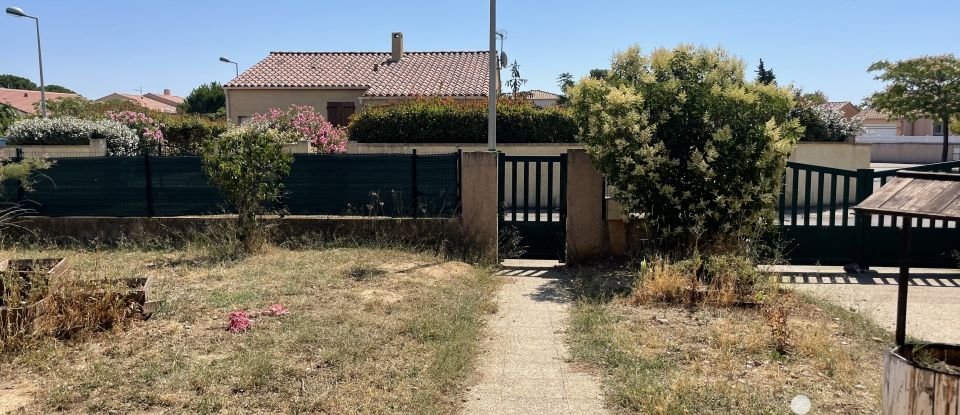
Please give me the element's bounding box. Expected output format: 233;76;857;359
569;267;888;414
0;246;497;414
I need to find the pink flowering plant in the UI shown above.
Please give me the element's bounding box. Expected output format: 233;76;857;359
251;105;347;153
227;311;252;333
107;110;165;149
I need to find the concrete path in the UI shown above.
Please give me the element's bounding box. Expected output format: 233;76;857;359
775;265;960;344
464;260;608;415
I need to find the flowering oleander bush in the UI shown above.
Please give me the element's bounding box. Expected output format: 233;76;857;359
793;104;865;142
252;105;346;153
5;116;140;156
107;110;165;146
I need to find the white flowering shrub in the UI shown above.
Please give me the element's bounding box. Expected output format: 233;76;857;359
5;117;140;155
794;104;865;142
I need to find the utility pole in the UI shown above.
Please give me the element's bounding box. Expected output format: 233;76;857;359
487;0;497;151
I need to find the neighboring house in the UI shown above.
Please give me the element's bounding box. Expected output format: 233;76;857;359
858;108;940;137
224;32;490;126
521;90;561;108
0;87;80;114
823;101;860;119
95;89;183;113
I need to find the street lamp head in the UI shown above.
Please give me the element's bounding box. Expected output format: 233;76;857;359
5;6;28;17
219;56;233;63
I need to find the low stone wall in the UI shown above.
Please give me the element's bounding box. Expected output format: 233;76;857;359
347;142;583;155
857;136;960;163
16;216;462;249
0;139;107;158
789;142;871;170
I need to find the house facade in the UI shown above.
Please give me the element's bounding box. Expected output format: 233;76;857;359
224;33;490;126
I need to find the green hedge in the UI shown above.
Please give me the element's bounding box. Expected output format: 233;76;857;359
157;114;228;153
348;100;577;143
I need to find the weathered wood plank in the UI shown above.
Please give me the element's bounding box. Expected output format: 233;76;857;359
860;177;913;209
933;373;958;415
880;178;937;212
921;182;960;215
885;351;914;415
914;367;937;415
898;180;952;213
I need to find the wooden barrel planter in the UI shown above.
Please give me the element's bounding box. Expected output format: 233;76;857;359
883;344;960;414
0;258;67;339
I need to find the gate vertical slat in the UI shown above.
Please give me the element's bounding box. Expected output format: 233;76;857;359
816;171;825;226
535;162;542;222
523;161;529;222
511;160;518;221
803;170;812;226
879;176;887;227
547;162;554;220
791;168;799;226
829;173;837;227
842;176;851;227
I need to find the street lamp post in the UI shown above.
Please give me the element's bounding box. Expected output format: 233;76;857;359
488;0;496;151
6;6;47;118
219;56;239;78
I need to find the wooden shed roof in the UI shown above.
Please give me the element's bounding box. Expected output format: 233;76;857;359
854;171;960;221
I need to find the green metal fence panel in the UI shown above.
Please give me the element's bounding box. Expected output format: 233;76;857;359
21;157;149;216
149;156;227;216
774;161;960;268
10;153;459;218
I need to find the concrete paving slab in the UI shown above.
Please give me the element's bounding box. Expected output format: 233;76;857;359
463;262;609;415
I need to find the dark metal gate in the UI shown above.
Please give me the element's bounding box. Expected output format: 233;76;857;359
498;154;567;260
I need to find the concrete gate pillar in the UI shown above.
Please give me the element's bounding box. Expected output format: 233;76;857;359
460;151;499;261
565;149;608;264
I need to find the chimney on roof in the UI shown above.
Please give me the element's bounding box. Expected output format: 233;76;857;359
391;32;403;63
163;88;171;95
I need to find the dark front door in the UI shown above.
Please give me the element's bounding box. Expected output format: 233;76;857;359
499;154;567;261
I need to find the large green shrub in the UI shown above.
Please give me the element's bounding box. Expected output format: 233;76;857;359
568;45;801;253
157;114;228;154
201;124;293;253
5;117;141;156
0;103;18;135
348;99;577;143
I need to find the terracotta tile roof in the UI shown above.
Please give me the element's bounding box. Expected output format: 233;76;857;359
524;90;561;100
858;108;892;120
824;101;853;110
96;93;179;113
144;92;184;107
0;88;80;114
225;51;490;97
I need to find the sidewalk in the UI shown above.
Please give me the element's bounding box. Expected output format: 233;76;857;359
464;260;608;415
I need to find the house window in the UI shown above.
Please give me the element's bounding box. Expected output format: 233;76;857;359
326;102;356;126
932;121;944;136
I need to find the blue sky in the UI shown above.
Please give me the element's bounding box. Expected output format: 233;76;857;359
2;0;957;103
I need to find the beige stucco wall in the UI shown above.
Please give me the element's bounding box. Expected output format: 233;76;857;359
565;149;607;264
226;88;366;124
460;152;499;261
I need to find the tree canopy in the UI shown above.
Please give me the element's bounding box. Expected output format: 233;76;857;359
568;45;801;253
178;81;226;116
43;85;76;94
0;74;76;94
866;54;960;161
0;74;38;90
756;59;776;85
